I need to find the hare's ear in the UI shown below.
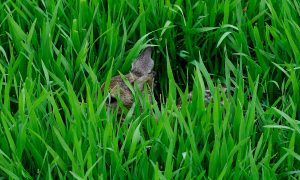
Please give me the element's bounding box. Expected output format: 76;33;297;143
131;47;154;76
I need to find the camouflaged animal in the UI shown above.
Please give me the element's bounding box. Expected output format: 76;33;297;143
101;46;227;110
101;47;155;108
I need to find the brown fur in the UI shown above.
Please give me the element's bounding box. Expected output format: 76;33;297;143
101;47;155;109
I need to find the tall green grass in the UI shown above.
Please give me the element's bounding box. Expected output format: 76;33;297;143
0;0;300;179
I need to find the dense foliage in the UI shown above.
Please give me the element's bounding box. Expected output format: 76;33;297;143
0;0;300;179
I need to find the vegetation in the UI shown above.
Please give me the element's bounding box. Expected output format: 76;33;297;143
0;0;300;179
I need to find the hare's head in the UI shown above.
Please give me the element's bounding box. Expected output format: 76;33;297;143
101;47;155;109
130;47;154;76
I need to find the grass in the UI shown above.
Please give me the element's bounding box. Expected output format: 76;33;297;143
0;0;300;179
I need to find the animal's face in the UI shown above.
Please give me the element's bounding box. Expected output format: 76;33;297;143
101;47;155;108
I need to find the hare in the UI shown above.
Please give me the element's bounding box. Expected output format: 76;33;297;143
101;47;155;109
101;46;228;111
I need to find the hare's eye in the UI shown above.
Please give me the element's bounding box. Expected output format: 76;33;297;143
107;96;117;104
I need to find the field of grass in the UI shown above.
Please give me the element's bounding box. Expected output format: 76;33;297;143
0;0;300;179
